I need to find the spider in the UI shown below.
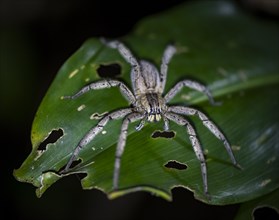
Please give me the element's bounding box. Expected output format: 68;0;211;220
62;39;240;196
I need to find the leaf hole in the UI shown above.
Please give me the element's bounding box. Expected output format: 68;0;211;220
38;129;64;151
253;206;279;220
97;63;121;78
164;160;187;170
151;130;175;139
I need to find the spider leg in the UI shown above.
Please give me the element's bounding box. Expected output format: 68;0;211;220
61;108;133;173
164;79;220;105
113;113;144;190
101;38;147;97
162;115;170;131
101;38;139;68
169;106;241;169
165;112;209;195
135;116;146;131
63;79;136;104
101;38;140;77
159;45;177;93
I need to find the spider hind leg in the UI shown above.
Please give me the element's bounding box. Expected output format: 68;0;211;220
165;112;209;196
169;106;241;168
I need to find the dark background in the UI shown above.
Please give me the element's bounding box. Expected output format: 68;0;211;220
1;0;278;219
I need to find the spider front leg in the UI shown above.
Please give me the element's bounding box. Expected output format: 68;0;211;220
165;112;209;195
169;106;241;169
101;38;139;68
62;79;136;104
61;108;132;173
159;45;177;93
164;79;220;105
101;38;148;97
113;113;144;190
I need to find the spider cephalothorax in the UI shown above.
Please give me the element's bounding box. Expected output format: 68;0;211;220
62;39;240;196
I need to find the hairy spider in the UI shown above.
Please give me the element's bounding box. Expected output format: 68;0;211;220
62;39;240;196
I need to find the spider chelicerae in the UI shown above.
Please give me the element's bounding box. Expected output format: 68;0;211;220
62;39;240;196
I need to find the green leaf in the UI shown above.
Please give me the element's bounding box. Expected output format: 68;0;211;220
14;1;279;205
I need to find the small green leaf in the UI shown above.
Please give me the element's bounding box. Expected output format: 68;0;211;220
14;1;279;205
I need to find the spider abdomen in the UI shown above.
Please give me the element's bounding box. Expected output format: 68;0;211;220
132;60;162;96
